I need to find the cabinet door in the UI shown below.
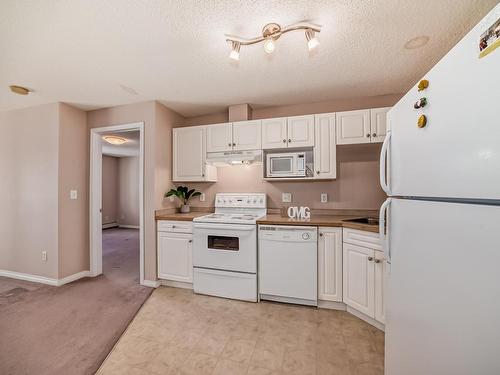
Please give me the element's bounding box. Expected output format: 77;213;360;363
314;113;336;179
318;227;343;302
262;118;288;149
233;120;262;150
287;115;315;147
336;109;371;145
374;251;386;323
206;123;233;152
173;126;205;181
343;243;375;317
370;107;390;143
157;232;193;283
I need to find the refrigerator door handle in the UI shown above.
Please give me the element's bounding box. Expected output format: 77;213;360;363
379;130;391;195
379;198;392;263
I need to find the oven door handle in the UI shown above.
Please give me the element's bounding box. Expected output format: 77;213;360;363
193;223;256;231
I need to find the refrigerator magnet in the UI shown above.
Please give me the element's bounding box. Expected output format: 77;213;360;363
417;79;429;91
414;97;427;109
417;114;427;128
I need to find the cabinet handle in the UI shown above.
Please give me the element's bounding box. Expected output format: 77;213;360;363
319;233;323;236
202;173;205;177
288;139;292;143
228;143;231;146
232;142;236;146
366;133;371;138
188;239;192;243
316;171;320;174
372;133;377;138
368;256;374;261
172;225;176;228
282;139;286;143
374;259;381;263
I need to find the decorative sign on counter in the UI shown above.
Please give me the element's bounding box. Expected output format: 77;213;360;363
287;206;311;220
479;16;499;58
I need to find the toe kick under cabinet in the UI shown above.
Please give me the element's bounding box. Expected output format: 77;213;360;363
157;220;193;285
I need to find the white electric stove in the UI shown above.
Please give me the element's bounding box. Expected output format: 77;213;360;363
192;193;266;302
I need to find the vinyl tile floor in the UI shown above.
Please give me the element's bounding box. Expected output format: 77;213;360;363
97;287;384;375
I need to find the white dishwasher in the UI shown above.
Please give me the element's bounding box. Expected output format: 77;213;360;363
258;225;318;306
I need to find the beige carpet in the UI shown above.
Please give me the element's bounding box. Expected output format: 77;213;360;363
0;228;153;375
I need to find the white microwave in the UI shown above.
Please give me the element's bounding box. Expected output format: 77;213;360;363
266;152;306;178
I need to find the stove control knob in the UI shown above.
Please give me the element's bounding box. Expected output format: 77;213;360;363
302;232;311;240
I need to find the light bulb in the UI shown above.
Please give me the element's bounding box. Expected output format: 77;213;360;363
263;38;275;54
305;29;320;51
229;41;241;61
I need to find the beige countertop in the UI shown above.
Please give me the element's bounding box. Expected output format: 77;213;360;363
155;211;379;233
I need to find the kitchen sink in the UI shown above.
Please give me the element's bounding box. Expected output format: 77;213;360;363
343;217;379;225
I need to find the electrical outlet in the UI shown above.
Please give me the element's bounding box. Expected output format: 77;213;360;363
42;251;47;262
199;193;205;202
70;190;78;200
282;193;292;203
321;193;328;203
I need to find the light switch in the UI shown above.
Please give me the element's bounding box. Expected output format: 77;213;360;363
282;193;292;203
200;193;205;202
321;193;328;203
70;190;78;200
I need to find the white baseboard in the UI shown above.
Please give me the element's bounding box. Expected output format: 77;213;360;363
102;222;119;229
318;300;347;311
346;306;385;331
57;270;90;286
160;279;193;289
142;279;160;288
0;269;91;287
0;269;59;286
119;225;140;229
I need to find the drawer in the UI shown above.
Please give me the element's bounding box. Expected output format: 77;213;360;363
343;228;381;251
157;220;193;233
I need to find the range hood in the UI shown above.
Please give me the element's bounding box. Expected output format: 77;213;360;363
206;149;262;166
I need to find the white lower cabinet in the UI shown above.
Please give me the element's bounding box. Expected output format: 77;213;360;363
342;228;385;324
318;227;343;302
343;243;375;317
157;221;193;283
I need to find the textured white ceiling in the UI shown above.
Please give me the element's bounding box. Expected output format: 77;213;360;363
0;0;497;116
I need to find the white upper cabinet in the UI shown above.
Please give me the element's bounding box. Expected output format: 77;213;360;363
233;120;262;151
370;107;390;143
206;122;233;152
262;117;288;149
318;227;343;302
336;109;371;145
287;115;315;148
336;107;390;144
314;113;336;179
173;126;217;182
343;242;375;317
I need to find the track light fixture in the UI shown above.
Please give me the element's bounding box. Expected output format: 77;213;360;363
225;21;321;59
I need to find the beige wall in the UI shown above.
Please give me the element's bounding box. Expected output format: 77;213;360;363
118;156;140;226
87;101;183;281
102;155;119;225
183;143;385;210
58;103;88;278
0;104;60;279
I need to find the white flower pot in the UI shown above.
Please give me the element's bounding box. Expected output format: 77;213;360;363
180;204;190;213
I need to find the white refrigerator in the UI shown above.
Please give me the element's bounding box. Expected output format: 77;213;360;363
380;4;500;375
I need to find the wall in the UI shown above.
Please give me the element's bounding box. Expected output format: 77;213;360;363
0;104;60;279
87;101;183;281
58;103;88;278
179;94;402;210
118;156;140;226
102;155;119;224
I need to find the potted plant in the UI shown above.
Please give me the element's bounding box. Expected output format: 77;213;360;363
165;186;202;213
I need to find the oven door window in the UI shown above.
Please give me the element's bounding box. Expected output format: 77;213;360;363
208;235;239;251
271;157;293;174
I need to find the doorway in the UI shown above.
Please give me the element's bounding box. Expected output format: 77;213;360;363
90;122;145;285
